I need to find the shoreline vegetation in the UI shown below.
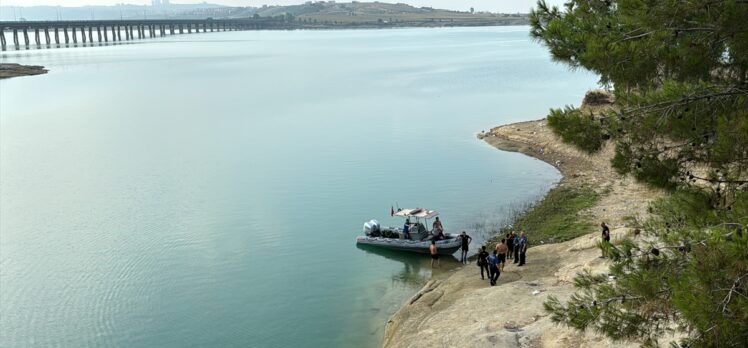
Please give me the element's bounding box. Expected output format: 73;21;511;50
0;64;47;79
382;91;664;348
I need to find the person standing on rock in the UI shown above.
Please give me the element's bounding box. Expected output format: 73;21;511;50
487;250;500;286
600;222;611;258
429;240;439;268
459;231;472;264
495;238;508;272
506;231;515;260
513;232;521;264
518;232;528;266
477;246;490;280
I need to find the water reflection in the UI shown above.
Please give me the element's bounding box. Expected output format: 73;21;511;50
356;244;460;287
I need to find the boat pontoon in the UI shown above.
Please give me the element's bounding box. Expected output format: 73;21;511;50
355;208;462;255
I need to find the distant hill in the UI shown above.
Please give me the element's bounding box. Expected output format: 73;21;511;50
182;1;530;27
0;1;529;28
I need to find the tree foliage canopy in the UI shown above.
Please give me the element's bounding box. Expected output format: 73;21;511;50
530;1;748;347
530;0;748;202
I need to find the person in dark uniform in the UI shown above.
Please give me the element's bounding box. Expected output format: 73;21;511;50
518;232;528;266
513;232;520;264
487;250;500;286
477;246;490;280
506;232;515;260
459;231;472;264
601;222;611;257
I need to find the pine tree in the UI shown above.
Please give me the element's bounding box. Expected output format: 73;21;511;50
530;0;748;203
529;1;748;346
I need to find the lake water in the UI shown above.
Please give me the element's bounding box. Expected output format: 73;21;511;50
0;27;597;348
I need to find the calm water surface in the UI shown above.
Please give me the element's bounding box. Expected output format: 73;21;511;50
0;27;597;347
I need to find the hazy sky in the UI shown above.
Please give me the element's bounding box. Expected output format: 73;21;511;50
0;0;565;13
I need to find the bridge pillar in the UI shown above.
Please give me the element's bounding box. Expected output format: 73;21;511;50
12;29;18;49
35;28;41;46
81;27;86;43
23;28;30;48
0;29;5;50
115;26;120;41
44;28;50;45
125;26;130;40
97;26;102;42
104;26;109;42
72;27;77;44
179;24;183;34
64;27;69;44
54;27;59;45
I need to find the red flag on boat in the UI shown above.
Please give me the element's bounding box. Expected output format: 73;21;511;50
391;206;395;217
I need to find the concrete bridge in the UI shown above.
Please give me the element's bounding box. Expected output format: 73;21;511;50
0;19;270;51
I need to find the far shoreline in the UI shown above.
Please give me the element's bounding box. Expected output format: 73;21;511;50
0;63;48;79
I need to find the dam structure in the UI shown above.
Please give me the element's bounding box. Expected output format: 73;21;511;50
0;19;270;51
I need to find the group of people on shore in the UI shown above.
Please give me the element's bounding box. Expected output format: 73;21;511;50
425;217;531;282
476;231;528;286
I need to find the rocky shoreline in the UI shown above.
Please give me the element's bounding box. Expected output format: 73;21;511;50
382;100;665;347
0;64;48;79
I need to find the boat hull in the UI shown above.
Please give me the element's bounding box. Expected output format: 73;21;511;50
355;234;462;255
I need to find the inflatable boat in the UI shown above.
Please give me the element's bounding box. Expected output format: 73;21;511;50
355;208;462;255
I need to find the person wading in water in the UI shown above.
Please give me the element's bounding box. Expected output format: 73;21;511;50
429;240;439;268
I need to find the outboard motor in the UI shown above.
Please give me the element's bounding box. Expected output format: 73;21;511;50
363;219;380;236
